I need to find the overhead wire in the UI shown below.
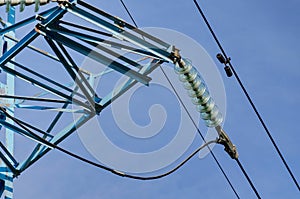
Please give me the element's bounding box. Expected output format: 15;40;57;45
0;106;217;180
191;1;262;197
118;0;241;198
1;0;293;197
119;0;139;28
193;0;300;192
236;159;261;199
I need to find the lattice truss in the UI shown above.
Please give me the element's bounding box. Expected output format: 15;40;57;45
0;2;236;198
0;0;179;178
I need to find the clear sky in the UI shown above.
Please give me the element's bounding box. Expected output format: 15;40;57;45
1;0;299;198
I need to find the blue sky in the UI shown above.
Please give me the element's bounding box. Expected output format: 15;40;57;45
0;0;299;198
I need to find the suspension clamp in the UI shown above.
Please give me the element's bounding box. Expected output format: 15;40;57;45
216;126;238;159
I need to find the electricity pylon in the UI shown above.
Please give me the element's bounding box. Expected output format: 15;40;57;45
0;1;237;198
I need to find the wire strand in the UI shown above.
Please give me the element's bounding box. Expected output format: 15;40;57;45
119;0;139;28
0;106;217;180
118;1;241;198
236;159;261;199
193;0;300;191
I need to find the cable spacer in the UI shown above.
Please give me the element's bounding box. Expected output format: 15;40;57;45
216;53;233;77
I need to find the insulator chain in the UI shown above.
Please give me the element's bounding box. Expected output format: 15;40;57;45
174;58;223;127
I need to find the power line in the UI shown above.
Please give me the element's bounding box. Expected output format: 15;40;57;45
119;0;139;28
0;106;217;180
191;1;262;197
193;0;300;191
118;1;241;198
236;159;261;199
118;0;262;197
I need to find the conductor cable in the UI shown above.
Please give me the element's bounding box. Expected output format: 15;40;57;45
119;0;241;198
0;106;217;180
193;0;300;191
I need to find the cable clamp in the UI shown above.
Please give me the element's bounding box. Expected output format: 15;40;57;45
216;126;238;159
